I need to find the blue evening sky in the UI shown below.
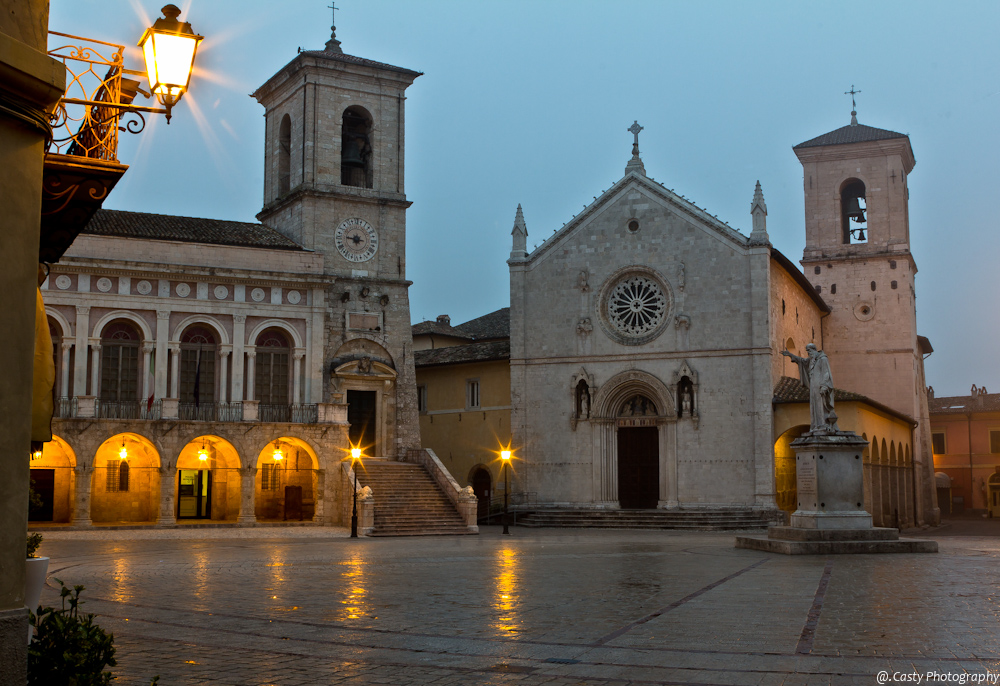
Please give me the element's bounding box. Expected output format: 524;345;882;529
48;1;1000;397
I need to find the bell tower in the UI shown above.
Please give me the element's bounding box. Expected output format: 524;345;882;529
251;23;422;457
794;107;938;525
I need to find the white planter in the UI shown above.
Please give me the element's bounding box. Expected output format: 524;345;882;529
25;556;49;644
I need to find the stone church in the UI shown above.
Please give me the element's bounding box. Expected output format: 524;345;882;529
506;117;939;526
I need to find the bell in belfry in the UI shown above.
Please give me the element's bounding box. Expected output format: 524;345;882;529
342;134;365;167
844;196;866;223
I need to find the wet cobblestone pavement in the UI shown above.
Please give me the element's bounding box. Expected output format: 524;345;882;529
35;526;1000;685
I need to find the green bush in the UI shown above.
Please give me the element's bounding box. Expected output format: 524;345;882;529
28;579;116;686
26;532;43;558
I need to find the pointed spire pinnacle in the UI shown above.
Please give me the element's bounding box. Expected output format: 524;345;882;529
625;120;646;176
749;180;769;246
510;204;528;259
512;204;527;237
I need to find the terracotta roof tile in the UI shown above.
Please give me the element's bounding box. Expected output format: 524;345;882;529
82;209;304;251
794;123;907;149
414;340;510;367
773;376;915;426
453;307;510;340
929;392;1000;414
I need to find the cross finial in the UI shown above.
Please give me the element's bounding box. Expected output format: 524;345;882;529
628;120;643;156
325;1;343;53
329;1;338;25
845;84;861;125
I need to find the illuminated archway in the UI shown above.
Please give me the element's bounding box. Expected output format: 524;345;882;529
774;424;809;513
91;433;160;524
29;435;77;523
176;436;242;521
255;436;319;521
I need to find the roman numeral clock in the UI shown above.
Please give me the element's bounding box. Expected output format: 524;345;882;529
335;217;378;263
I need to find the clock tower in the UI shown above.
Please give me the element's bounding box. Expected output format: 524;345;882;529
252;24;422;457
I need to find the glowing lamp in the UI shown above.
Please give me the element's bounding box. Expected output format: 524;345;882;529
138;4;203;123
351;448;362;461
31;449;42;461
500;450;511;461
197;442;209;462
272;444;284;462
119;439;128;460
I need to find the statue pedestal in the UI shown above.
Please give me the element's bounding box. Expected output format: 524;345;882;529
737;430;937;555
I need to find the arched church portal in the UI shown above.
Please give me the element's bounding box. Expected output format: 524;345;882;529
617;394;659;509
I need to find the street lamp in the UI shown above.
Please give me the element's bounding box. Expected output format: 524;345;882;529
501;449;512;535
350;447;362;538
119;437;128;461
138;4;204;123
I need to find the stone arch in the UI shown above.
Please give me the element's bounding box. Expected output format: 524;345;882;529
175;435;242;521
247;319;303;348
255;436;320;521
171;314;230;345
840;177;868;244
91;310;153;341
46;308;72;338
29;435;77;523
592;369;674;419
467;463;493;520
90;432;160;523
341;104;374;188
890;441;897;466
774;424;809;514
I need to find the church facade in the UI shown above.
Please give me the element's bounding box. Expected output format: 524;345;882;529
507;119;939;526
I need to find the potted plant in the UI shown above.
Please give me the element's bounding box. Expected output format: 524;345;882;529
25;532;47;643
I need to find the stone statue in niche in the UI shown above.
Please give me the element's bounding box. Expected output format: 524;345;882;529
358;355;373;373
782;343;839;433
678;261;686;292
577;270;590;292
576;380;590;419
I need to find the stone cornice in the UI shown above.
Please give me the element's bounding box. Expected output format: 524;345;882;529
257;184;411;220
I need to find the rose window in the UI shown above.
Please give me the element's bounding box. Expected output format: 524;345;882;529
607;275;667;337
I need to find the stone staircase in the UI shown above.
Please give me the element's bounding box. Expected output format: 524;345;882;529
359;461;474;536
516;508;781;531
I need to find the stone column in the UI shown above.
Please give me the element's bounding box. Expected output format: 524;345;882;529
155;310;170;399
71;466;93;527
59;340;72;399
218;346;231;404
169;343;181;398
73;305;90;396
245;347;256;400
156;465;176;526
141;342;155;404
232;314;246;403
238;466;257;525
292;349;305;405
313;469;326;523
88;338;101;396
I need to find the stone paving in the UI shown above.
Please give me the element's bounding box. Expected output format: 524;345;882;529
31;524;1000;685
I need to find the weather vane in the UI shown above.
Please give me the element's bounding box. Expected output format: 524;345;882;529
845;85;861;112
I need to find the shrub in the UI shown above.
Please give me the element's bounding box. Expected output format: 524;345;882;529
26;532;43;558
28;579;116;686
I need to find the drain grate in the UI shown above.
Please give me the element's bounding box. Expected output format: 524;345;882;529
544;657;581;665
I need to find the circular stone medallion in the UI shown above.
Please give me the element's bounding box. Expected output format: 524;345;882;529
54;275;72;290
214;285;229;300
96;277;113;293
136;280;152;295
251;287;266;302
287;290;301;304
175;283;191;298
854;301;875;321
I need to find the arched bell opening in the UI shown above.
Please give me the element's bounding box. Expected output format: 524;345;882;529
341;105;373;189
255;437;319;521
278;113;291;195
91;433;160;524
840;178;868;244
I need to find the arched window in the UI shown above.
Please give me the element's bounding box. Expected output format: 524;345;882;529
48;317;62;397
341;106;373;189
255;329;290;405
100;321;140;402
180;326;217;405
840;178;867;244
278;113;291;195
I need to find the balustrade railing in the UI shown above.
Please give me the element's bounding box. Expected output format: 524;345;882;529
97;399;161;420
217;402;244;422
291;404;319;424
177;402;244;422
55;397;76;418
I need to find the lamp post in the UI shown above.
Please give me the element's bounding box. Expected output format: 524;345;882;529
138;4;204;123
501;450;511;535
351;447;362;538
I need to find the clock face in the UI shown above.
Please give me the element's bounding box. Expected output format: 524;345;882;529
335;218;378;262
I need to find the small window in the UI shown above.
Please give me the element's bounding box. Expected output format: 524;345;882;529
417;385;427;413
106;459;119;492
466;379;480;410
627;219;639;233
932;431;946;455
261;464;280;491
990;430;1000;454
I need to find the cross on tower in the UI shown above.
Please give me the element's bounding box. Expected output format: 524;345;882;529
628;120;643;156
844;84;861;112
328;1;338;26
